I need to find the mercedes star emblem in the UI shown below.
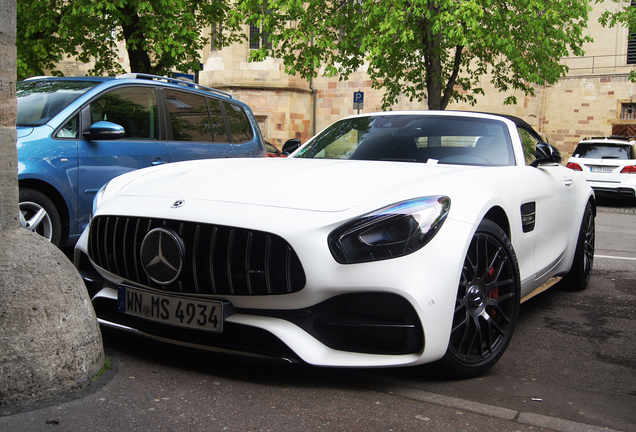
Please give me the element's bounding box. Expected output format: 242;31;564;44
140;228;184;285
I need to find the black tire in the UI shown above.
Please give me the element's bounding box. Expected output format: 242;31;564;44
437;219;520;378
19;188;62;246
563;201;595;291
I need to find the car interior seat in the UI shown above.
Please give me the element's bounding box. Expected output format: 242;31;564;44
351;135;418;161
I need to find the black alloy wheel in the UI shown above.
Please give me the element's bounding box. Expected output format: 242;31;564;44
439;219;520;378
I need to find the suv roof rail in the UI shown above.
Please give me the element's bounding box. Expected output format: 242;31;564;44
23;76;53;80
582;136;633;142
117;73;233;99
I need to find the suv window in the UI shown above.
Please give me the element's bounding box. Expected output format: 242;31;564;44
573;143;636;160
165;89;213;142
223;101;254;143
89;86;159;140
56;113;80;139
208;97;229;142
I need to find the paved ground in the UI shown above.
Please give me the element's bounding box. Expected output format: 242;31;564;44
0;332;613;432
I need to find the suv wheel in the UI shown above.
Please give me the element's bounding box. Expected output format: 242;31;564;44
19;188;62;246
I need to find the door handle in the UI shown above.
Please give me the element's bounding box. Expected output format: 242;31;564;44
564;178;573;187
152;158;167;166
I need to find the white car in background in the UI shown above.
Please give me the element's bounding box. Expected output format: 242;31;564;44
75;111;595;378
566;137;636;200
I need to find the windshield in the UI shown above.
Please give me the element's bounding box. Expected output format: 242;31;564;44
17;80;99;127
294;115;515;166
573;143;636;160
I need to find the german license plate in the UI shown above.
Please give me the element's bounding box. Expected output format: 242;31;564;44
590;166;613;173
118;285;223;333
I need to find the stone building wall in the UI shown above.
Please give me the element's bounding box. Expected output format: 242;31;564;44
542;74;636;156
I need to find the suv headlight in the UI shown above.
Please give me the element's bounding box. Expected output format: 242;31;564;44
328;196;450;264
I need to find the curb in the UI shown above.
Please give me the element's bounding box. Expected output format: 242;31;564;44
361;381;624;432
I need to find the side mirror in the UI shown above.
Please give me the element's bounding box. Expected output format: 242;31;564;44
530;142;562;167
83;121;125;141
282;138;302;155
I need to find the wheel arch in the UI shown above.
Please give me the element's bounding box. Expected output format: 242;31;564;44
482;206;511;239
19;179;71;244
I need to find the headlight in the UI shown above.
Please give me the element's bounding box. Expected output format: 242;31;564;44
328;196;450;264
90;182;109;221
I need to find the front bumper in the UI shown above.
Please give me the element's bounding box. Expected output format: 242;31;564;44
75;216;472;368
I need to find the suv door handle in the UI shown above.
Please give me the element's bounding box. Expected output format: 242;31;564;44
564;177;573;188
152;158;167;166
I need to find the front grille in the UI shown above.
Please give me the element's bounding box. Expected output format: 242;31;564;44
88;216;306;295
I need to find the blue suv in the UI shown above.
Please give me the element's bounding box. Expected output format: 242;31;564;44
17;74;266;247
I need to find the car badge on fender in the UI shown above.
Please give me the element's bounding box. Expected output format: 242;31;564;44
171;200;185;208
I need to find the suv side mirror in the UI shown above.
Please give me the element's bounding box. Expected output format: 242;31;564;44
83;121;125;141
531;142;562;167
282;138;302;155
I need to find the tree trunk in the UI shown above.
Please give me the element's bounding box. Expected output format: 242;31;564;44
420;7;444;110
119;4;154;73
419;4;463;111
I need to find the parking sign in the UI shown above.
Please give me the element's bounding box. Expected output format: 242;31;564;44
353;91;364;110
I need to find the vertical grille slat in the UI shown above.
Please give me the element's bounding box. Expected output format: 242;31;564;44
103;217;111;273
122;218;130;280
143;220;153;287
227;229;235;294
209;227;218;294
192;225;201;293
245;232;253;295
112;218;120;276
88;216;306;296
133;219;141;283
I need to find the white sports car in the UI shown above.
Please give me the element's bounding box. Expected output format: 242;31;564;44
75;111;595;377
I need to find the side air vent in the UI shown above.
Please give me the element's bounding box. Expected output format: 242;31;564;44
521;202;536;233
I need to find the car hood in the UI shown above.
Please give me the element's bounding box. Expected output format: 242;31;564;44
114;158;467;213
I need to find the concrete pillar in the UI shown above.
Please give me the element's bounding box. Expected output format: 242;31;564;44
0;0;105;406
0;0;19;231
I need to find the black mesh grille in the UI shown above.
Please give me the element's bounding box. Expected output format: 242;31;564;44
88;216;306;295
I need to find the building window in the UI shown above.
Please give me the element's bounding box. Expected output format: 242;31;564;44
621;102;636;119
629;1;636;64
249;20;271;50
628;32;636;64
211;23;222;52
249;24;260;49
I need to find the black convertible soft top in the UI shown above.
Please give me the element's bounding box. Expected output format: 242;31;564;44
477;111;544;143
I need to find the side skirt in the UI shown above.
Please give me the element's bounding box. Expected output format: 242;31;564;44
520;276;562;303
